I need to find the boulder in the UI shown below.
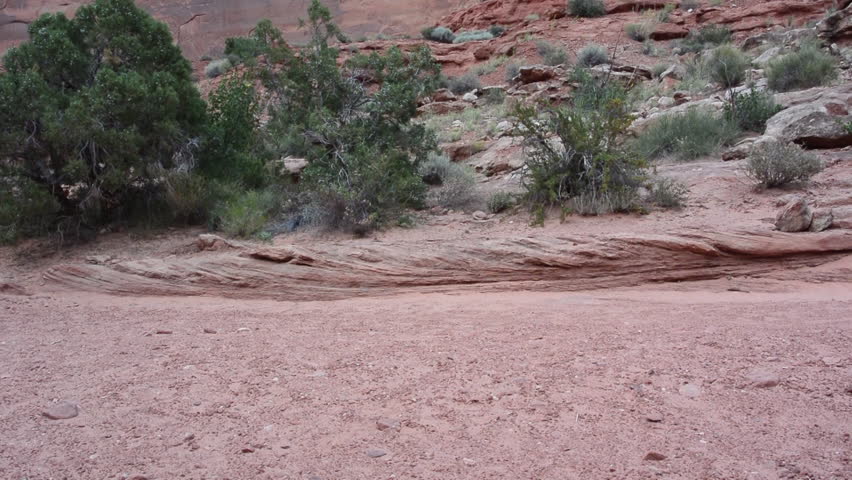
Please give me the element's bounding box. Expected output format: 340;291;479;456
658;64;686;82
752;47;782;67
831;205;852;229
473;44;495;61
775;197;813;233
607;0;671;14
443;140;489;162
432;89;457;103
650;23;689;41
283;156;309;175
809;208;834;232
462;92;478;103
471;136;525;176
697;2;833;34
765;85;852;149
817;3;852;41
517;65;561;84
743;28;817;50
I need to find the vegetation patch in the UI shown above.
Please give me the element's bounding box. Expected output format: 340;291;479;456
724;88;782;133
568;0;607;18
635;108;741;161
746;141;823;187
767;43;837;92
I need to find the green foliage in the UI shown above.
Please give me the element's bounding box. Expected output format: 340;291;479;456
724;88;782;133
652;63;669;78
0;0;207;232
260;0;441;232
707;44;749;88
446;72;481;94
568;0;607;18
453;30;495;44
746;141;823;187
656;3;676;22
577;44;609;67
419;152;476;208
0;176;60;244
212;188;279;237
161;172;214;225
626;23;652;42
487;191;516;213
767;43;837;92
514;72;645;216
635;108;740;161
200;75;266;187
489;25;507;37
471;55;507;76
647;177;688;209
536;40;569;66
225;19;289;63
676;25;732;53
423;26;455;43
525;14;541;22
205;58;233;78
642;40;659;56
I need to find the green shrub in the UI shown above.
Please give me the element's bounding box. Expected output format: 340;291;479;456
0;176;60;244
577;44;609;67
767;43;837;92
707;44;749;88
471;55;507;76
525;13;541;22
569;0;607;18
678;56;713;92
205;58;233;78
419;153;476;208
446;72;482;94
647;177;688;208
225;19;289;63
453;30;494;44
212;188;279;237
676;25;732;53
514;73;646;217
536;40;569;66
626;23;652;42
724;88;782;133
642;40;659;56
487;192;516;213
162;172;214;225
0;0;207;233
635;108;740;161
656;3;676;22
652;63;669;78
423;26;455;43
489;25;507;37
745;141;823;187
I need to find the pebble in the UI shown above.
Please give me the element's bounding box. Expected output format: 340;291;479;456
155;330;173;335
462;457;476;466
376;418;401;432
646;412;664;423
42;401;79;420
472;210;488;221
203;328;217;334
644;452;667;461
236;327;251;333
745;369;780;388
821;356;842;366
679;383;701;398
366;448;387;458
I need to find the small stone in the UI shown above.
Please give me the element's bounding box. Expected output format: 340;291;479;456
42;401;79;420
366;448;387;458
809;208;834;232
646;412;664;423
472;210;488;221
236;327;251;333
462;92;478;103
241;447;255;453
203;328;217;334
745;369;780;388
155;330;173;335
679;383;701;398
376;418;400;431
821;356;842;366
462;457;476;466
644;452;667;461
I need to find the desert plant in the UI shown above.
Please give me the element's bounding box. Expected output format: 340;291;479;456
707;44;749;88
536;40;569;66
514;72;646;217
0;176;60;244
419;153;476;208
767;43;837;92
569;0;607;18
225;19;289;63
635;108;740;161
472;55;507;76
656;3;676;22
724;88;782;133
453;30;494;44
626;23;653;42
676;25;731;53
487;192;516;213
577;44;610;67
446;72;482;94
678;56;713;92
525;13;541;22
489;25;507;37
505;63;521;82
642;40;659;56
212;188;279;237
423;26;455;43
652;63;669;78
205;58;233;78
745;141;823;187
647;177;689;208
0;0;207;232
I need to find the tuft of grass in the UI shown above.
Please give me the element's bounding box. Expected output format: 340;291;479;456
419;153;477;207
536;40;569;66
568;0;607;18
675;25;731;53
453;30;494;44
205;58;233;78
445;72;482;95
525;13;541;22
766;43;837;92
505;62;521;82
651;63;669;78
626;23;653;42
489;25;507;37
635;108;741;161
577;44;610;67
746;141;823;187
472;56;508;76
724;88;782;133
487;192;516;213
422;26;455;43
648;177;689;208
707;44;749;88
212;188;279;238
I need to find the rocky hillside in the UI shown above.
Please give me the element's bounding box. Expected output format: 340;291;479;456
0;0;464;59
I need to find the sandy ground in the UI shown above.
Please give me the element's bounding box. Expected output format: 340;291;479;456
1;277;851;480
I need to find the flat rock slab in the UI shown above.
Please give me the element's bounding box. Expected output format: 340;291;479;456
42;401;79;420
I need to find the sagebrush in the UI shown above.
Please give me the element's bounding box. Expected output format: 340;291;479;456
635;108;740;161
746;141;822;187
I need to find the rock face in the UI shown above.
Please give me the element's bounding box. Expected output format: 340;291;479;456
0;0;461;59
818;2;852;41
766;85;852;149
696;1;835;33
